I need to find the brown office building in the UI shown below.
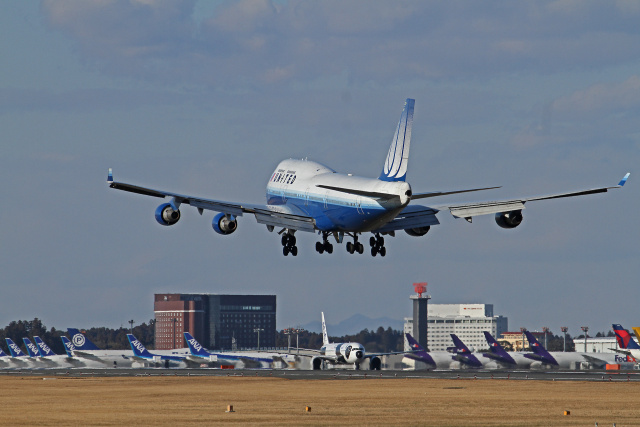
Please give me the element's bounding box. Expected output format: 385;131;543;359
154;293;276;350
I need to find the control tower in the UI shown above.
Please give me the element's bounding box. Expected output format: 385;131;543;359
410;282;431;351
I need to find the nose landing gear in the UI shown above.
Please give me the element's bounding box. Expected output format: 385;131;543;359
370;234;386;257
315;232;333;254
281;232;298;256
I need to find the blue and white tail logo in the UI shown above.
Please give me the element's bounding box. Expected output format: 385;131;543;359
34;337;55;357
379;98;414;182
23;338;40;357
127;334;151;357
5;338;26;357
61;336;76;357
183;332;208;356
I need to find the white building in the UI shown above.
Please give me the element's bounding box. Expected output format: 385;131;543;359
573;337;618;353
404;303;508;352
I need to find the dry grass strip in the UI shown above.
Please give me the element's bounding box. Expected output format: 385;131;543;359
1;375;639;426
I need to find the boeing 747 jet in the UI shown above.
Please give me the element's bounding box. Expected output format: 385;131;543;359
108;99;629;256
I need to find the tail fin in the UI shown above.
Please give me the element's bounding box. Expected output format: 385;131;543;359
67;328;100;350
33;337;56;357
61;337;76;357
22;338;40;357
321;312;329;346
379;98;414;182
483;331;508;356
5;338;27;357
613;324;640;349
0;347;7;357
127;334;153;358
632;327;640;344
405;333;426;352
450;334;471;353
183;332;209;357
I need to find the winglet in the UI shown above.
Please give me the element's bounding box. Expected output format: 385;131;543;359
618;172;630;187
107;168;113;184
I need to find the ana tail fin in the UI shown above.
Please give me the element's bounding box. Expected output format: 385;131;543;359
379;98;414;182
184;332;209;357
127;334;152;358
321;312;329;346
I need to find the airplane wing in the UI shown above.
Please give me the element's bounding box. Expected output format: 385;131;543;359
608;348;633;356
581;354;609;368
364;350;411;359
431;173;629;221
107;169;316;233
371;205;440;233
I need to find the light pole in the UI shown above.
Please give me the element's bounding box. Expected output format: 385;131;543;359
560;327;568;352
295;328;306;355
254;328;264;350
284;328;292;353
581;326;589;353
520;327;527;351
128;319;135;335
542;327;550;348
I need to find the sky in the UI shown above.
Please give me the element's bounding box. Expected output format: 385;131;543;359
1;1;638;337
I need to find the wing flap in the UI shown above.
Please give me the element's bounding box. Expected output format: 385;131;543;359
372;205;440;233
253;209;316;232
449;201;525;218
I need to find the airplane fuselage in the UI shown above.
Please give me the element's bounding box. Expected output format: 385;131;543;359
266;159;411;232
320;342;366;365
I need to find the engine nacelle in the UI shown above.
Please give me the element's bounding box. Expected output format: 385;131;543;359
495;210;523;229
369;356;382;370
155;203;181;226
405;226;430;237
311;356;324;370
212;212;238;235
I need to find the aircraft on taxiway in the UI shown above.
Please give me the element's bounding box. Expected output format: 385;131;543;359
108;99;629;256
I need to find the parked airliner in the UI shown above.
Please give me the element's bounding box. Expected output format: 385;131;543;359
108;99;629;256
311;312;406;370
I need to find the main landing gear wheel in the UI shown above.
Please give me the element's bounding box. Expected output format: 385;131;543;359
281;233;298;256
370;233;386;257
346;237;364;254
316;232;333;254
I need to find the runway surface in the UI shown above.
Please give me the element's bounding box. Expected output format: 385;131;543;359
2;368;638;382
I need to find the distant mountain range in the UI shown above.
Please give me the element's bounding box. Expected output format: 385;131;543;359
298;313;404;336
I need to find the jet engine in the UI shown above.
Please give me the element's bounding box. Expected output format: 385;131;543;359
495;210;523;229
155;203;180;226
212;212;238;235
369;357;381;370
404;226;430;236
311;356;324;370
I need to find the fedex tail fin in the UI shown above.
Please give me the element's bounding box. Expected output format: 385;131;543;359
67;328;100;350
483;332;510;357
321;312;329;346
613;324;640;350
183;332;209;357
22;338;40;357
127;334;153;358
33;337;56;357
379;98;414;182
450;334;471;354
5;338;27;357
61;337;76;357
405;333;426;352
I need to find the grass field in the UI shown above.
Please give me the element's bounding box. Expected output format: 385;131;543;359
1;375;639;426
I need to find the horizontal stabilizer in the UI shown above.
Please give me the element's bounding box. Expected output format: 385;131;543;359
412;186;500;200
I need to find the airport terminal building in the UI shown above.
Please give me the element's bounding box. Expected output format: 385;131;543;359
404;303;508;352
154;293;276;350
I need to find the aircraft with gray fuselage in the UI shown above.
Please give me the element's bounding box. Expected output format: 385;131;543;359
107;99;629;256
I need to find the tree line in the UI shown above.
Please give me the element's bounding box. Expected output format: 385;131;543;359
0;318;155;355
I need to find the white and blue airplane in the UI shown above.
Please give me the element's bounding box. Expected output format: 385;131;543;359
108;99;629;256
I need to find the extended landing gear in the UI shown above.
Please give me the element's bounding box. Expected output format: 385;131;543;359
369;233;386;257
315;232;333;254
346;235;364;255
282;232;298;256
